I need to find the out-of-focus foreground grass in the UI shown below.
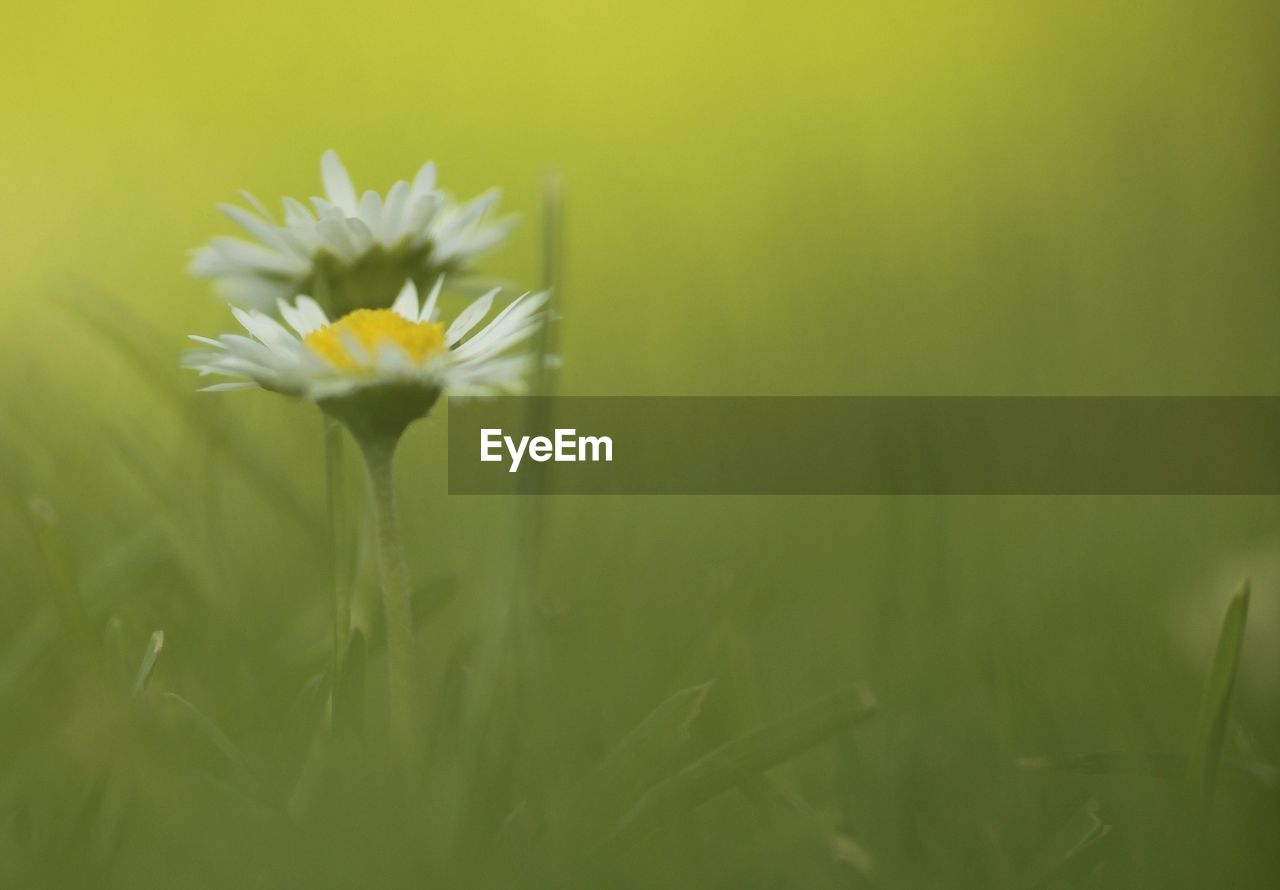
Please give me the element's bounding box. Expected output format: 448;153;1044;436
2;1;1280;887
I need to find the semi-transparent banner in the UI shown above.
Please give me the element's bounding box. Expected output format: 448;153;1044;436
446;397;1280;494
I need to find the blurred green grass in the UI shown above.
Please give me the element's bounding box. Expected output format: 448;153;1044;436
2;0;1280;886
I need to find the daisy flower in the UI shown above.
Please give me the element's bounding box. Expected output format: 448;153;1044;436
189;151;517;316
186;277;549;776
187;277;549;771
185;278;548;439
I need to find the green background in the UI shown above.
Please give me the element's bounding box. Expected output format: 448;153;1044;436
1;1;1278;886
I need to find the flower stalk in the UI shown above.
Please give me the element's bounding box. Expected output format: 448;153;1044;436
355;428;416;778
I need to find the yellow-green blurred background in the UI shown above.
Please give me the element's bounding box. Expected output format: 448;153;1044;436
2;1;1279;887
6;0;1279;396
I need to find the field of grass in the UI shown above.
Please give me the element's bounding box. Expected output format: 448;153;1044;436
2;1;1279;887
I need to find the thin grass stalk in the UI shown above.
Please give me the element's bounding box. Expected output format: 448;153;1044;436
28;496;97;673
439;173;565;850
324;416;350;712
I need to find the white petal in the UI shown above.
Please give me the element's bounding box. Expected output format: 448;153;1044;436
344;217;375;254
219;203;289;252
200;382;258;392
454;227;504;256
375;341;415;374
449;189;499;231
217;332;277;358
310;196;338;217
391;280;419;320
445;289;497;345
453;322;541;364
321;150;358;215
277;298;311;336
379;180;409;244
358;189;383;229
232;307;302;354
443;355;533;396
282;197;315;225
410;160;437;201
478;290;546;338
316;218;359;262
452;291;549;359
282;221;323;254
197;354;277;379
419;275;444;322
294;296;331;331
403;194;441;243
337;328;370;366
239;191;275;222
194;237;307;277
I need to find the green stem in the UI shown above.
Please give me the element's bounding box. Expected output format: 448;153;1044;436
356;432;415;777
324;417;350;706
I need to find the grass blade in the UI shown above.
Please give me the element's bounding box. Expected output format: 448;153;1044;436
1016;796;1111;889
578;681;713;827
1186;579;1251;823
131;630;165;698
27;496;95;667
62;292;323;544
605;684;877;848
333;628;366;741
156;692;257;792
1019;750;1278;790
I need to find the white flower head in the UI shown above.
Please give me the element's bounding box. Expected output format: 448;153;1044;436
185;278;549;439
189;151;517;316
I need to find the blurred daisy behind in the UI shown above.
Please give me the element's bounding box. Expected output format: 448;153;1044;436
185;278;548;437
189;151;516;315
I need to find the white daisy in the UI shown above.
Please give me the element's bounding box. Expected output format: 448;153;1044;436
185;278;548;437
189;150;517;315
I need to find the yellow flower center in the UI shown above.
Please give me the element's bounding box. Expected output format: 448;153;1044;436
304;309;446;371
